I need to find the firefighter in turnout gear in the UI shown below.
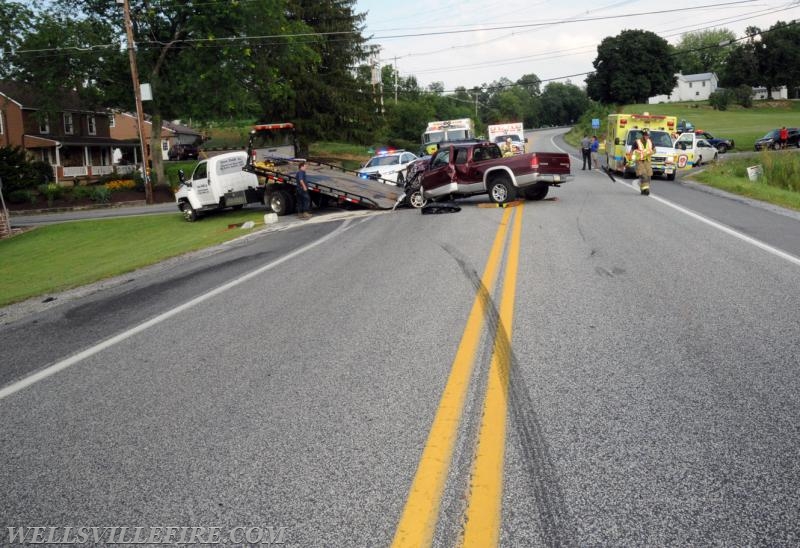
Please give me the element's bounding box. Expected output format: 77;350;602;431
632;129;654;195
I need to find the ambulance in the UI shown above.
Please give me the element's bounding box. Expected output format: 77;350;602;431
421;118;475;155
606;113;678;180
487;122;528;155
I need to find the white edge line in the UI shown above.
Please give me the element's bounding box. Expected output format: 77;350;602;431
649;194;800;267
0;220;353;401
548;130;800;268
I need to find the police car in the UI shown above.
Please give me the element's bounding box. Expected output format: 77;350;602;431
357;149;419;185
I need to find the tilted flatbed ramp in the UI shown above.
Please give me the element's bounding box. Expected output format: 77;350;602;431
304;162;402;209
245;158;403;210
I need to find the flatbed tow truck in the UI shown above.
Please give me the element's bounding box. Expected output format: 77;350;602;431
243;123;402;215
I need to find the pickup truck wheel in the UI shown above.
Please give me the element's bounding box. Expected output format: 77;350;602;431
269;190;290;216
408;189;427;208
523;182;549;201
488;176;516;204
180;202;198;222
716;144;728;153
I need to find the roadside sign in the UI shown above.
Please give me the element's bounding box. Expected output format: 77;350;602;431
747;165;763;182
591;118;600;129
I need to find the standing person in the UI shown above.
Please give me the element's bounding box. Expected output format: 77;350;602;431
631;129;654;195
590;135;600;170
581;134;591;170
779;126;789;149
295;162;312;219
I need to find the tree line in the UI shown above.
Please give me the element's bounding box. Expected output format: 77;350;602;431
1;0;798;179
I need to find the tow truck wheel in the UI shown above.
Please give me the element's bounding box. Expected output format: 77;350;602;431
181;202;198;222
488;176;516;204
408;189;427;209
269;191;289;216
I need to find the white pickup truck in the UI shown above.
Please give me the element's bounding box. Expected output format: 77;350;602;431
673;132;720;169
175;151;263;221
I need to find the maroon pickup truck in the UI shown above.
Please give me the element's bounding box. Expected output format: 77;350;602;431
410;140;571;205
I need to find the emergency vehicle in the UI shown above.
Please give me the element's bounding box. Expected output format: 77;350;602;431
606;113;678;180
487;122;528;155
421;118;475;155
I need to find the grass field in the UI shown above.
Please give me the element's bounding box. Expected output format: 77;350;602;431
568;99;800;151
689;151;800;211
0;210;272;307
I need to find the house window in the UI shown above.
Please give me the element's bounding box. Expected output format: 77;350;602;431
64;113;74;134
87;115;96;135
702;81;706;87
0;112;4;135
109;115;115;128
689;82;693;88
696;91;700;96
39;116;50;134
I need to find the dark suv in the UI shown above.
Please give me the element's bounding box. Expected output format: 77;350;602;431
694;130;734;153
168;144;199;161
753;128;800;151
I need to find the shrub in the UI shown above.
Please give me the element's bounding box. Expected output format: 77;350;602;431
105;179;136;192
734;85;753;108
709;89;733;111
72;185;94;200
132;170;146;191
7;189;37;205
89;185;112;203
0;146;52;192
38;183;63;207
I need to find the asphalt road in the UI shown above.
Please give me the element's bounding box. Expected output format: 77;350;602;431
1;129;799;546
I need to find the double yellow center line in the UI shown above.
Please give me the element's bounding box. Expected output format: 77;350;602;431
392;206;524;547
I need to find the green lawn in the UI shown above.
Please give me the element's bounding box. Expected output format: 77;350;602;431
688;151;800;212
569;99;800;151
0;209;273;307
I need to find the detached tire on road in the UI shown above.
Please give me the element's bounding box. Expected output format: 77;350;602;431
488;175;516;204
523;181;549;201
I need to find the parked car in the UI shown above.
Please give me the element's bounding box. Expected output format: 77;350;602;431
694;130;734;153
677;119;695;133
357;149;418;185
754;128;800;150
168;144;200;161
674;133;719;166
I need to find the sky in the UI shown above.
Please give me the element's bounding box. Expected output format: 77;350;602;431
355;0;800;92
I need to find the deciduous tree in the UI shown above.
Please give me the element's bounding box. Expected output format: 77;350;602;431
673;29;736;76
586;30;678;104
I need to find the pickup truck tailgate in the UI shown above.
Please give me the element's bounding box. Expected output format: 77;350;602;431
535;152;571;174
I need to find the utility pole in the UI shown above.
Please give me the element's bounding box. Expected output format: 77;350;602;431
120;0;152;204
394;57;398;104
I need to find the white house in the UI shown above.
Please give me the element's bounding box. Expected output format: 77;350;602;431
649;72;719;104
752;85;788;100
